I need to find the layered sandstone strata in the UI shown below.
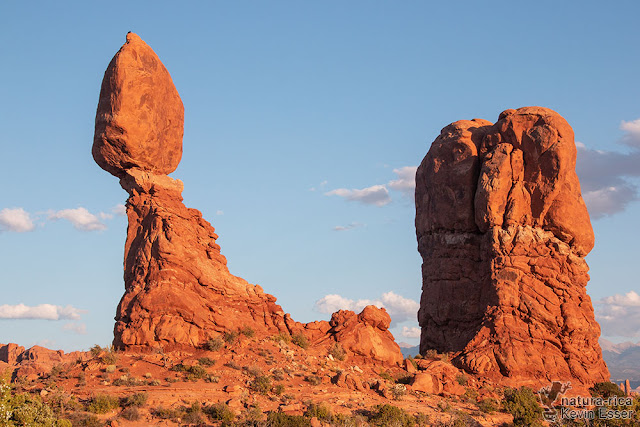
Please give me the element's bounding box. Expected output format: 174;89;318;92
415;107;609;385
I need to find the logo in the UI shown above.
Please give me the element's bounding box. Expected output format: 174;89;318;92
538;381;572;422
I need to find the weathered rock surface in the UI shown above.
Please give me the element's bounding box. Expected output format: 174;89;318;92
416;107;609;386
93;33;402;365
93;32;184;178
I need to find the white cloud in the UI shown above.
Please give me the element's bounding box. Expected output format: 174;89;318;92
0;304;85;320
595;291;640;338
48;207;106;231
0;208;35;232
333;222;364;232
387;166;417;196
621;118;640;148
314;291;419;325
216;210;224;215
576;141;640;218
401;326;421;339
325;185;391;206
63;322;87;335
112;204;126;216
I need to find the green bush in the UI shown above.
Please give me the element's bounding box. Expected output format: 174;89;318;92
304;402;332;421
87;394;120;414
120;406;140;421
197;357;216;367
273;332;291;343
503;387;544;427
240;326;255;338
590;381;625;398
273;384;285;395
477;397;498;413
292;333;309;349
456;373;469;386
250;375;272;395
203;337;224;351
368;404;415;427
305;375;321;386
223;330;239;344
152;406;182;421
266;412;310;426
66;412;103;427
203;402;235;423
329;343;346;361
378;371;394;382
122;392;147;407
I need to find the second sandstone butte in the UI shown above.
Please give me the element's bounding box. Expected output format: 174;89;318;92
92;33;402;366
415;107;609;386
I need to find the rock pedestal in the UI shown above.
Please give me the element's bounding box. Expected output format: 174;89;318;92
415;107;609;386
93;33;403;365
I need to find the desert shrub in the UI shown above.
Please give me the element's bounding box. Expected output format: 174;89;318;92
225;360;241;370
197;357;216;367
590;381;625;398
181;402;205;425
273;384;285;395
66;412;103;427
89;345;103;357
391;383;407;400
153;406;182;421
203;402;235;423
415;413;430;426
437;401;451;412
463;387;478;402
49;364;65;379
305;375;321;386
7;392;58;426
368;404;415;427
292;333;309;349
144;372;152;378
240;326;255;338
449;410;482;427
205;374;220;383
101;351;117;365
250;375;272;395
223;330;239;344
120;406;140;421
112;375;143;386
122;392;147;407
272;368;285;381
477;397;498;413
87;394;120;414
105;365;116;373
244;365;263;377
171;364;207;381
424;349;438;359
266;412;310;426
378;371;394;382
273;332;291;343
149;379;161;386
304;402;333;421
503;387;544;427
456;373;469;386
329;343;346;361
203;337;224;351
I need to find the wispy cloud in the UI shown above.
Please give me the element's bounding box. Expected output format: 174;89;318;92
401;326;421;339
112;204;126;216
324;166;416;207
0;208;35;232
387;166;417;196
332;222;364;232
325;185;391;207
314;291;419;325
63;322;87;335
620;118;640;148
595;291;640;338
48;207;107;231
0;304;86;320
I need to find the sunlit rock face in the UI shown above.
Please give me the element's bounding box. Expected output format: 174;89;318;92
415;107;609;386
93;33;403;366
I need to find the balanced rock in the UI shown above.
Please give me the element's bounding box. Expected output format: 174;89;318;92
415;107;609;386
93;33;403;365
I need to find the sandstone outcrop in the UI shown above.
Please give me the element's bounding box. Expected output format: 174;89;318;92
93;33;402;365
415;107;609;386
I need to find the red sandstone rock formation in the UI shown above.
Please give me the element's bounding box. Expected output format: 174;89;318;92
93;33;402;365
415;107;609;386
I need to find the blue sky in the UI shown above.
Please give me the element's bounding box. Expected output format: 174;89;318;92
1;1;639;352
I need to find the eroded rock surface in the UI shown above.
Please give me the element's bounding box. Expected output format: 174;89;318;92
93;33;402;365
416;107;609;386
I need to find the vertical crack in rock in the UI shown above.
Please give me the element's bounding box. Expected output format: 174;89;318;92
415;107;609;386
